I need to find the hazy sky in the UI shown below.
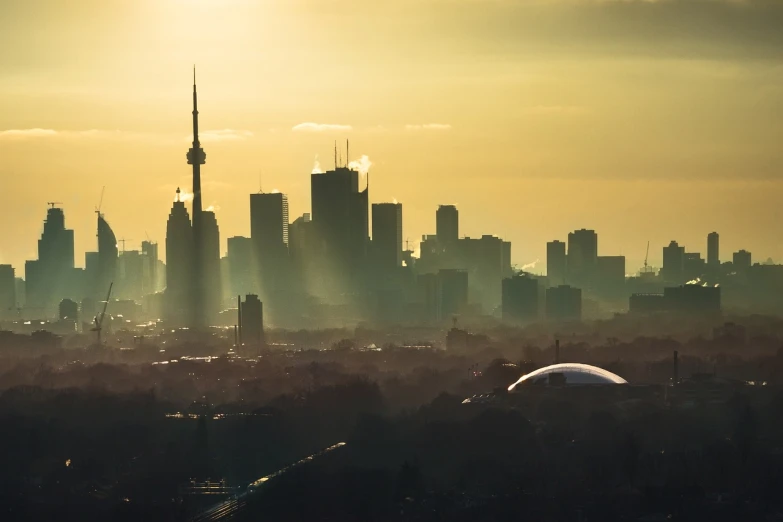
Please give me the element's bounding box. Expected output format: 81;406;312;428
1;0;782;275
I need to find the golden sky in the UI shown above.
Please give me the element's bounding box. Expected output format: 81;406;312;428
0;0;782;275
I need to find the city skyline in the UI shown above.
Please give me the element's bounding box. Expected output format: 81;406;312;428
1;0;782;275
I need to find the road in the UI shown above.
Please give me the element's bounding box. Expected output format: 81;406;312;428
191;442;347;522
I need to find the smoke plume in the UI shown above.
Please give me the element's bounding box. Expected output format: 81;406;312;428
521;259;540;271
312;155;324;174
349;155;373;176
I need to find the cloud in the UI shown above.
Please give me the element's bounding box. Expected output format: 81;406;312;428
0;128;59;139
405;123;452;131
0;128;158;141
292;122;353;132
197;129;254;142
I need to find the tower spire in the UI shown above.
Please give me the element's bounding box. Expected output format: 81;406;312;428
187;67;206;218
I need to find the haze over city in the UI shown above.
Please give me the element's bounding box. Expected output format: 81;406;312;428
1;0;782;274
4;2;783;521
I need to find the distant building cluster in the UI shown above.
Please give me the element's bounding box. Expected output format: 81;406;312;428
3;75;783;337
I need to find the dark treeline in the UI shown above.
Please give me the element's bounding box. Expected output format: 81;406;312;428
2;318;783;520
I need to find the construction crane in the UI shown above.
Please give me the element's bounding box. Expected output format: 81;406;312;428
46;202;63;209
641;241;654;275
91;282;113;345
95;186;105;216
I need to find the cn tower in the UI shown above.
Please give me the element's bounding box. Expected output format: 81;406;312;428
186;67;207;327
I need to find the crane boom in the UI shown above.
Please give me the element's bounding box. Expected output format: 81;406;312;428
91;282;113;345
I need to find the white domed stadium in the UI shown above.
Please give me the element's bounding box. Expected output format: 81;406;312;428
507;363;627;391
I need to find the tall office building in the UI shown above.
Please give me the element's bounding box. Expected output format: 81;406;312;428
683;252;705;281
546;285;582;321
310;165;368;300
227;236;254;297
25;205;76;314
707;232;720;267
250;192;289;302
239;294;265;351
437;269;468;321
0;265;15;319
118;250;145;300
502;274;539;323
201;210;222;320
501;241;512;279
547;240;567;285
250;192;289;257
459;235;507;314
436;205;459;246
288;213;313;265
165;188;194;324
596;255;626;297
733;250;752;272
661;240;685;283
96;213;118;300
567;229;598;287
141;240;159;292
371;202;403;271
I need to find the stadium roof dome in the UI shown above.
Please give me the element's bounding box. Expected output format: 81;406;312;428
508;363;627;391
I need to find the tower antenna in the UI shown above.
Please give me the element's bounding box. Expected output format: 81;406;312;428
334;141;337;170
346;139;349;168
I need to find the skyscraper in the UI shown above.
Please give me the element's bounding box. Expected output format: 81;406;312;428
502;274;539;323
436;205;459;246
25;205;76;314
227;236;254;297
141;240;159;292
596;255;626;297
437;268;468;321
310;165;368;301
250;192;289;251
547;240;567;285
96;213;118;298
662;240;685;283
239;294;265;352
250;192;289;276
201;210;222;320
683;252;705;281
458;235;507;314
733;250;752;272
0;265;15;319
567;229;598;287
371;202;403;271
165;188;194;324
546;285;582;321
118;250;144;300
707;232;719;267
